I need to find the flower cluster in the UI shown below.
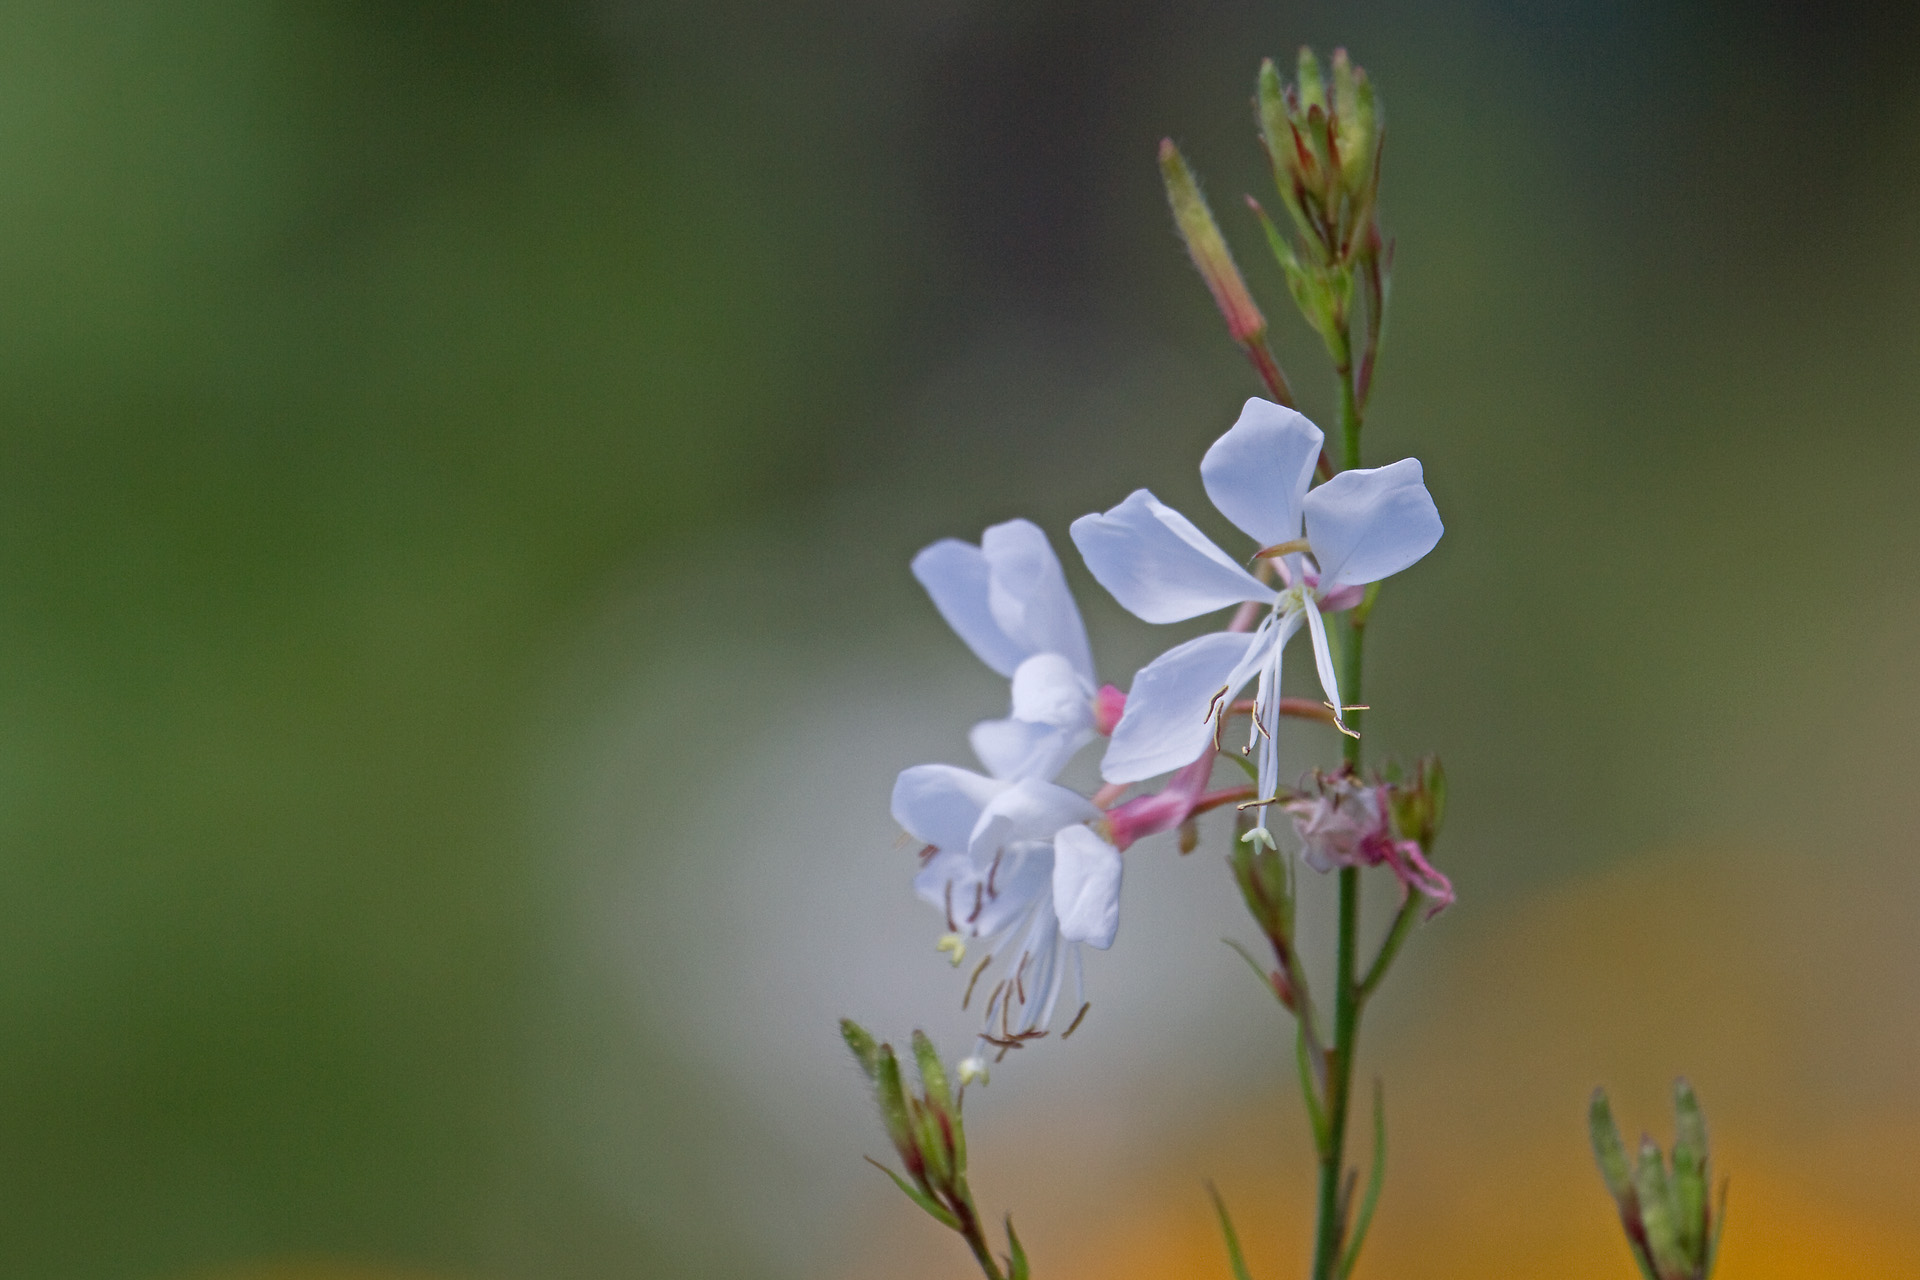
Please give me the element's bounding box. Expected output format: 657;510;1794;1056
894;396;1447;1070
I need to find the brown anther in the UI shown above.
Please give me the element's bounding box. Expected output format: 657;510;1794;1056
986;849;1003;898
962;954;993;1009
967;883;984;925
1062;1002;1092;1039
943;881;957;933
1251;538;1311;561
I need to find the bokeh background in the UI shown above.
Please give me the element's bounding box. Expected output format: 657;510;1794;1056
1;1;1916;1276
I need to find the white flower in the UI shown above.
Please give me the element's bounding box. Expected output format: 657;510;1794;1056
1070;398;1442;837
891;762;1122;1053
912;519;1107;783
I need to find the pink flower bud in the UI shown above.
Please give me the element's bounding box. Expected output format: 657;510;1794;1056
1093;683;1127;736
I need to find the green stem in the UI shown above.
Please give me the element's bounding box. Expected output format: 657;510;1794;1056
953;1195;1006;1280
1310;455;1368;1280
1312;865;1361;1280
1337;357;1362;473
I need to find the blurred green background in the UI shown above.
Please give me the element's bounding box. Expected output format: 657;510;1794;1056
0;2;1916;1276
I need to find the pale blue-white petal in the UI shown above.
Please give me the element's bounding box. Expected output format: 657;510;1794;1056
1200;398;1325;547
1071;490;1277;624
891;764;1006;852
1009;652;1095;729
973;843;1053;938
980;519;1096;684
911;539;1027;677
1301;457;1444;588
1301;595;1344;726
1052;824;1123;949
913;847;975;915
914;842;1052;939
1100;630;1267;783
968;778;1101;860
968;717;1089;783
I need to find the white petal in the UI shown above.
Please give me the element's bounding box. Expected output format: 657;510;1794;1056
1009;653;1094;728
891;764;1005;852
911;539;1026;677
915;843;1051;939
1301;596;1344;724
1301;458;1444;588
913;848;975;913
981;519;1096;684
1100;630;1265;783
1071;490;1277;624
1052;825;1123;949
968;717;1088;783
1200;399;1325;547
968;778;1101;860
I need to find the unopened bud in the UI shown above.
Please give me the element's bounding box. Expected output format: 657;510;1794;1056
841;1018;882;1081
1230;835;1294;949
1387;755;1446;850
1587;1088;1633;1202
912;1029;954;1118
874;1044;920;1177
1670;1079;1709;1265
1591;1080;1723;1279
1634;1136;1688;1277
1255;46;1385;272
1160;139;1267;346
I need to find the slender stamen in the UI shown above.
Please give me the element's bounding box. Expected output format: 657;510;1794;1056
1062;1002;1092;1039
963;953;993;1008
1251;537;1312;561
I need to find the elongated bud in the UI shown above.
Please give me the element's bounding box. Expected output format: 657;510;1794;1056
1388;755;1446;850
841;1018;882;1081
1588;1088;1634;1201
1295;45;1325;114
912;1029;953;1118
1160;139;1267;346
874;1044;920;1177
910;1095;953;1186
1230;836;1294;949
1634;1136;1688;1276
1593;1082;1723;1278
1671;1079;1710;1267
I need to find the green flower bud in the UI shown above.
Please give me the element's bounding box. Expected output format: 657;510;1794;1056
1634;1136;1688;1277
1588;1088;1634;1202
1256;46;1387;274
1295;45;1326;115
910;1095;953;1188
874;1044;921;1180
1670;1079;1710;1267
912;1029;953;1119
1231;832;1294;950
840;1018;881;1081
1592;1081;1723;1279
1160;139;1268;347
1388;755;1447;850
